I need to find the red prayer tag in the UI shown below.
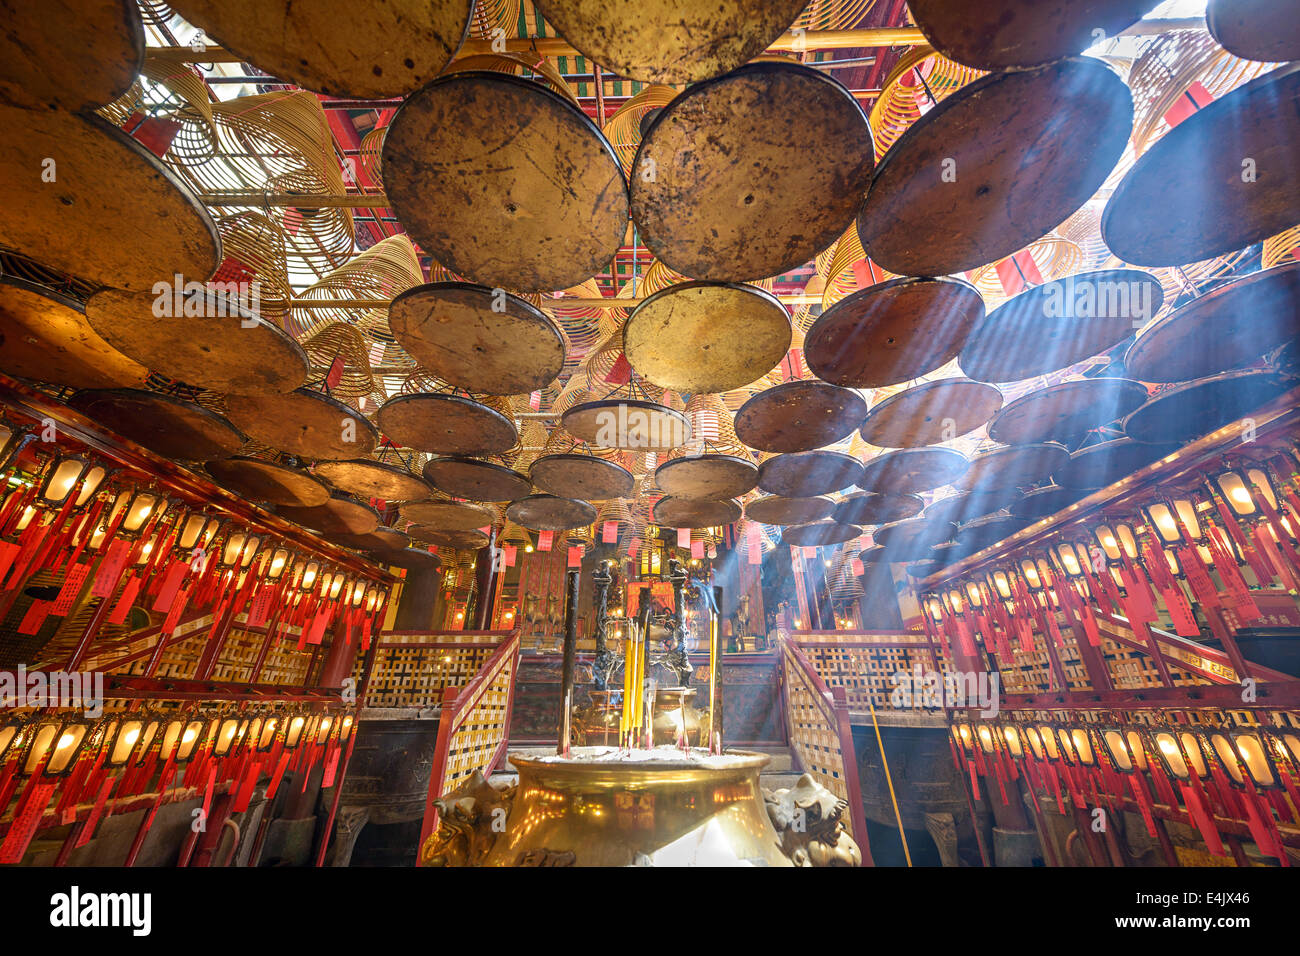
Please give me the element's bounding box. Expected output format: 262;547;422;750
18;599;51;635
602;521;618;543
502;544;517;567
151;561;189;613
0;780;56;863
537;531;553;552
52;562;91;615
691;539;704;560
677;528;690;548
568;545;583;568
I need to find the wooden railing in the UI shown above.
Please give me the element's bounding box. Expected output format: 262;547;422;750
778;635;870;855
357;629;509;709
791;630;952;722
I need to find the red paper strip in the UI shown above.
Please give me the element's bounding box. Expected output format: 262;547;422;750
567;545;583;568
502;544;517;567
602;521;618;543
691;539;704;560
75;774;118;848
0;780;56;863
677;527;690;548
91;540;132;599
151;561;189;613
51;562;91;616
18;599;52;635
537;531;553;552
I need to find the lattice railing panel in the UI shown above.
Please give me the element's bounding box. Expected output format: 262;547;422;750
434;635;521;795
780;642;858;839
358;635;500;708
793;633;951;713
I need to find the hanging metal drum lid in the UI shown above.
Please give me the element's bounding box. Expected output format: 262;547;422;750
375;393;518;457
399;499;496;532
651;496;741;529
952;442;1070;493
1010;485;1090;522
986;378;1149;447
871;518;955;561
167;0;473;98
743;495;835;526
388;282;566;395
423;457;532;502
858;379;1002;448
833;492;924;526
919;491;1013;528
0;106;221;293
407;526;490;551
1051;438;1179;490
733;381;868;454
312;459;435;503
857;58;1132;277
782;521;861;547
561;399;690;453
328;526;412;558
803;277;985;388
85;287;308;395
506;494;598;531
857;447;969;496
530;453;635;501
1122;370;1292;446
0;277;148;390
653;454;758;500
1102;63;1300;268
382;71;628;292
225;388;378;461
1206;0;1300;63
278;493;381;536
70;388;243;462
622;281;791;393
531;0;808;84
630;62;874;282
757;451;864;498
205;456;330;507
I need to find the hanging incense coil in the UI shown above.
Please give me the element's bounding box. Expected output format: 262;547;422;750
562;398;691;453
294;322;377;400
212;211;293;328
443;51;581;106
602;85;679;173
757;451;865;499
868;45;984;161
964;235;1084;307
291;234;423;342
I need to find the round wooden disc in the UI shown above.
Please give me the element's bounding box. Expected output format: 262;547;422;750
312;459;434;503
623;281;791;392
400;499;496;531
389;283;566;395
630;62;874;281
1125;264;1300;384
858;58;1132;277
376;393;517;456
506;494;597;531
0;0;143;111
859;379;1002;448
0;277;148;390
1102;64;1300;267
531;0;807;84
328;526;412;557
920;491;1014;528
833;492;923;526
1122;370;1291;445
1011;485;1090;522
205;456;330;507
960;270;1163;383
530;454;635;501
383;72;627;292
388;547;445;568
225;388;378;461
278;494;380;536
952;514;1026;552
653;455;758;500
652;496;741;528
168;0;472;98
423;457;532;502
873;518;955;560
803;277;985;388
407;527;490;551
734;381;868;454
907;0;1156;70
782;521;861;547
858;448;970;496
0;107;220;293
954;442;1071;493
987;378;1149;447
70;389;243;461
85;288;308;395
1207;0;1300;63
1052;438;1179;490
744;495;835;526
561;399;690;453
757;451;864;498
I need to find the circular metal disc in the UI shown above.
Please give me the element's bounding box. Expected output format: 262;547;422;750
873;518;955;559
1122;370;1291;445
278;494;380;536
376;393;517;456
920;491;1014;528
744;495;835;526
383;72;628;292
783;521;861;547
953;442;1071;493
506;494;597;531
907;0;1157;70
205;456;330;507
225;388;378;461
1011;485;1090;522
859;379;1002;448
1207;0;1300;63
561;399;690;453
0;107;220;293
905;559;943;578
1125;264;1300;384
328;526;412;557
833;492;923;526
167;0;472;98
960;270;1162;383
630;62;874;281
953;513;1026;552
530;453;635;501
388;546;445;568
623;281;791;392
0;277;148;390
0;0;143;111
1052;438;1179;490
858;58;1132;277
652;496;741;528
858;448;970;496
312;459;434;503
653;454;758;500
803;277;985;388
757;451;864;498
531;0;807;85
70;389;243;461
400;499;495;531
734;381;868;453
85;288;308;395
1102;64;1300;267
860;546;890;566
987;378;1149;447
388;282;566;395
407;526;490;551
423;457;532;502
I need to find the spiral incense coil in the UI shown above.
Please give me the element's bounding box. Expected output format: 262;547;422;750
357;125;386;189
817;225;899;312
793;0;881;31
211;211;293;327
291;234;422;342
964;234;1083;307
1263;228;1300;269
602;84;680;173
297;322;375;400
869;45;984;162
